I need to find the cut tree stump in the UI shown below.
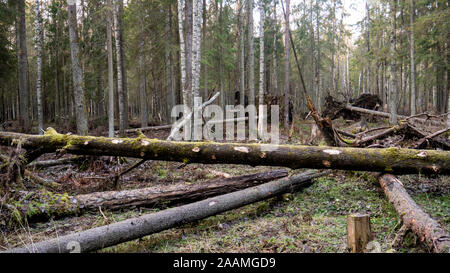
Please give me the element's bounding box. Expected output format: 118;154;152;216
378;174;450;253
3;170;330;253
347;213;373;253
0;129;448;175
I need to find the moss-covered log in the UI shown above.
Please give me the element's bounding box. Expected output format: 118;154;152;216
3;170;328;253
0;129;449;174
378;174;450;253
11;170;287;222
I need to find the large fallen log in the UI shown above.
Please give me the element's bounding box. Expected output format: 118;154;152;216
3;170;329;253
378;174;450;253
0;129;448;175
10;170;288;222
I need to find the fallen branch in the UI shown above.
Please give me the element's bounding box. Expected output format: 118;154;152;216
3;170;329;253
28;157;79;169
378;174;450;253
1;129;449;174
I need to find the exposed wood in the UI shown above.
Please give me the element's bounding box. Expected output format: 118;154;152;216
12;170;288;222
347;213;373;253
3;170;329;253
378;174;450;253
0;129;448;175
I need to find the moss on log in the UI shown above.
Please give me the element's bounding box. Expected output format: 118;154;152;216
0;128;449;174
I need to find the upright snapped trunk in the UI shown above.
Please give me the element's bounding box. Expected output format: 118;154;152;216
34;0;43;135
17;0;30;133
68;0;88;135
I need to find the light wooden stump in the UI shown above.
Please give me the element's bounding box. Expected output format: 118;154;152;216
347;213;373;253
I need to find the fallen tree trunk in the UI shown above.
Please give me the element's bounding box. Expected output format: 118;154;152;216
345;105;443;127
3;170;329;253
27;157;80;169
0;129;448;175
12;170;288;222
378;174;450;253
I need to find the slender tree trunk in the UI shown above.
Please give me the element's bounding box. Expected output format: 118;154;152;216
284;0;291;130
389;0;398;125
34;0;43;135
331;0;337;97
106;0;115;137
248;0;255;107
68;0;88;135
113;0;126;136
17;0;30;133
139;22;147;127
258;0;265;139
366;2;371;94
272;0;278;96
239;0;245;113
315;0;321;111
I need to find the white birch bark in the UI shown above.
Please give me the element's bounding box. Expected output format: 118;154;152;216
258;0;266;139
34;0;43;135
107;0;115;137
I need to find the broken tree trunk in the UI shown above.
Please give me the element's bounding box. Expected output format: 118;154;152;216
3;170;329;253
0;129;448;175
12;170;288;222
27;157;80;169
378;174;450;253
345;105;443;127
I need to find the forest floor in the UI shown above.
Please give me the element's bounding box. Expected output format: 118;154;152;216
0;119;448;253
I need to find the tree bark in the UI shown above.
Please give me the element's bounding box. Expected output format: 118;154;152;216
248;0;255;107
17;0;30;133
68;0;88;135
0;129;448;175
409;0;416;116
389;0;398;125
284;0;291;130
139;4;148;128
34;0;44;135
12;170;288;222
113;0;127;136
378;174;450;253
258;0;265;139
106;0;115;138
3;170;328;253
